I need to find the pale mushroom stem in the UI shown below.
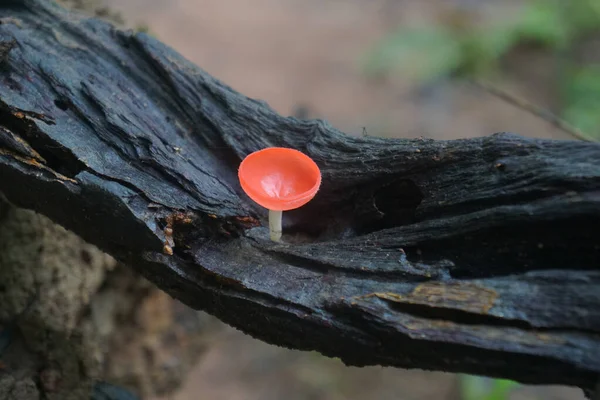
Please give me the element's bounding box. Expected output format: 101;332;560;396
268;209;282;242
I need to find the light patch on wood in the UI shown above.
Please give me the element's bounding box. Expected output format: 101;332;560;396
402;318;565;346
51;28;87;51
359;282;499;315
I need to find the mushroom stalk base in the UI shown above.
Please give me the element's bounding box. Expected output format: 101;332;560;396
268;209;282;242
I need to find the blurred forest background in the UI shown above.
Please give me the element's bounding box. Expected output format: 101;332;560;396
58;0;598;399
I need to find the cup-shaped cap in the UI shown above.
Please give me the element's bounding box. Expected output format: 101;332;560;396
238;147;321;211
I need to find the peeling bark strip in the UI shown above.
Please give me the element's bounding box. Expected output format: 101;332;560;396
0;0;599;395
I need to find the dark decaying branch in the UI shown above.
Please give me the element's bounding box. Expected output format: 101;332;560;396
0;0;599;395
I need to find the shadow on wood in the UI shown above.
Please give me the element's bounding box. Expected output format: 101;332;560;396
0;0;599;396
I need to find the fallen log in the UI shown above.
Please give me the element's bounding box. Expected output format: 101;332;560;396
0;0;599;397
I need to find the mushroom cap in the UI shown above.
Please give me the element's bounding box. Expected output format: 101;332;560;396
238;147;321;211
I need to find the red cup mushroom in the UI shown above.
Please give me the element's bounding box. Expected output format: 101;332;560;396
238;147;321;242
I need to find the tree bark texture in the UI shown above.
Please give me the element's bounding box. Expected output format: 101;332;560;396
0;0;599;396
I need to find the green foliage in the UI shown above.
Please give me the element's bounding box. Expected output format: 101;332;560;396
563;66;600;135
363;26;462;81
565;0;600;35
515;0;568;48
460;375;522;400
363;0;600;139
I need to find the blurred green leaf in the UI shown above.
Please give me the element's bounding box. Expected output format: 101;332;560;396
460;375;489;400
478;22;521;58
516;0;569;48
363;26;462;82
362;0;600;142
563;103;600;139
564;66;600;100
562;66;600;139
565;0;600;35
457;26;518;77
487;378;521;400
460;375;521;400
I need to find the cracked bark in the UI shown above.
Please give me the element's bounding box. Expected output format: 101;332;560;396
0;0;599;397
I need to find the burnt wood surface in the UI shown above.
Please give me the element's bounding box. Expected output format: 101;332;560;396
0;0;599;395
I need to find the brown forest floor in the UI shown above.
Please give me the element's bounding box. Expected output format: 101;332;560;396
80;0;584;399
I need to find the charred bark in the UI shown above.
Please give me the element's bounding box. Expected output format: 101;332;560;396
0;0;599;396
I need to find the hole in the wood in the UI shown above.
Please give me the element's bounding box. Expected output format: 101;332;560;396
417;217;599;279
355;179;423;235
172;245;195;262
275;179;423;243
53;98;70;111
162;212;229;260
374;179;423;221
0;106;85;178
281;200;355;243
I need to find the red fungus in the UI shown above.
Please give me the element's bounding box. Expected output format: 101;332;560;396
238;147;321;241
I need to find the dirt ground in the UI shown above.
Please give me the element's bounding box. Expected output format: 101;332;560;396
87;0;584;399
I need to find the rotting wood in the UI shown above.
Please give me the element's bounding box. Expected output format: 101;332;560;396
0;0;599;396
